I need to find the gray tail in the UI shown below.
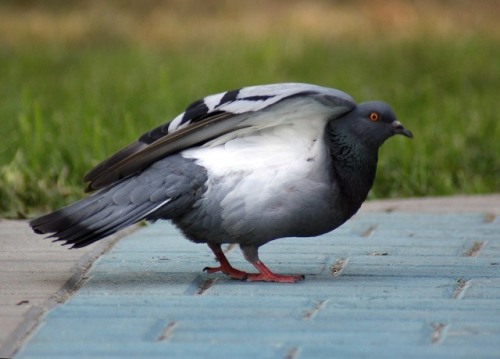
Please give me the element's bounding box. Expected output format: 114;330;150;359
29;181;170;248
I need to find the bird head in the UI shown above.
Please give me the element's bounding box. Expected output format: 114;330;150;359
351;101;413;148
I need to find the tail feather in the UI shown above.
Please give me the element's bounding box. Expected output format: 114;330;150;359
30;154;205;248
31;196;109;234
29;182;171;248
56;203;156;248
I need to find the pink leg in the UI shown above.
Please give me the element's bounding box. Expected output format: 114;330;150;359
203;243;249;280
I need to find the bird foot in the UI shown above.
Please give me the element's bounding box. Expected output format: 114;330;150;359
246;260;305;283
203;264;249;280
203;264;304;283
204;243;305;283
245;272;305;283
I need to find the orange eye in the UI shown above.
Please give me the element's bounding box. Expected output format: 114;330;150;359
369;112;379;122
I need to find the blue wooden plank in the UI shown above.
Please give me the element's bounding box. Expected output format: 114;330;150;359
16;212;500;358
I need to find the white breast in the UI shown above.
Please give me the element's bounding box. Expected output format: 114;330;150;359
181;98;337;241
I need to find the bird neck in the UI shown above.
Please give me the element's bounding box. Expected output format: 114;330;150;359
325;128;379;215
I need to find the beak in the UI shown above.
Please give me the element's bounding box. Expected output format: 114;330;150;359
391;120;413;138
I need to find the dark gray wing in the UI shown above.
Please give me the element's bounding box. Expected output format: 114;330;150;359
84;83;355;192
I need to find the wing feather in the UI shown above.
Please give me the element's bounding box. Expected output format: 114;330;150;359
84;83;355;192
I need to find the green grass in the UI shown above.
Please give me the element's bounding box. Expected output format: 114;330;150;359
1;34;499;218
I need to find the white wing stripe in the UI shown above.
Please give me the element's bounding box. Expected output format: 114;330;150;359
167;83;355;134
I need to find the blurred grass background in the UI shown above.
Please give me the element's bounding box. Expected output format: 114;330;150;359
0;0;498;218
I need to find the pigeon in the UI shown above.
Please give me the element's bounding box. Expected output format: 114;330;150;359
30;83;412;283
